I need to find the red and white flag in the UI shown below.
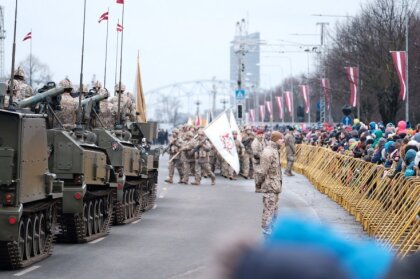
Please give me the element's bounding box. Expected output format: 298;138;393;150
259;105;265;121
22;32;32;41
116;0;124;4
275;96;283;120
391;51;407;101
284;91;293;117
299;85;310;114
98;11;109;23
249;109;255;122
345;67;359;107
117;23;123;32
321;78;330;110
265;101;273;117
195;115;201;126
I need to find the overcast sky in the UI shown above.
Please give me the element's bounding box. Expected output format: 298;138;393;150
2;0;365;92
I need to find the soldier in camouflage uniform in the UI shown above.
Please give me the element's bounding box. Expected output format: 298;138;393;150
4;67;34;107
241;126;255;179
284;126;296;176
252;130;267;192
191;130;215;185
54;78;78;128
164;128;184;184
110;83;136;124
260;131;284;237
179;131;196;184
93;81;113;129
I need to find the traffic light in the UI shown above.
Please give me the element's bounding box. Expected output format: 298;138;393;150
237;104;243;119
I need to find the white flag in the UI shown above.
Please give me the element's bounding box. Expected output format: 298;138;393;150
229;110;242;141
204;112;240;174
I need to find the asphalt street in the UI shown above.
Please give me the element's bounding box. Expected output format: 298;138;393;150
0;155;367;279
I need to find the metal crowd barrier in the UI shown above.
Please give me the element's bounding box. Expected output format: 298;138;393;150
280;144;419;257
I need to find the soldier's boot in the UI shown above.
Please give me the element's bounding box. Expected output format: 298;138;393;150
191;181;200;186
211;177;215;185
164;177;173;184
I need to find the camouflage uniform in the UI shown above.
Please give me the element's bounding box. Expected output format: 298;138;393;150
191;131;215;185
110;83;136;124
284;130;296;176
252;133;267;192
241;126;255;178
164;128;184;183
180;132;196;184
4;67;34;107
260;139;282;237
208;144;218;173
226;131;245;179
54;79;78;128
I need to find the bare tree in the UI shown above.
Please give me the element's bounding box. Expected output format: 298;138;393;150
154;96;182;126
18;54;53;89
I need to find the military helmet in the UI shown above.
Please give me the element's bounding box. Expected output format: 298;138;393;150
186;131;194;138
245;125;252;131
78;84;88;94
232;130;238;135
115;83;126;92
59;78;73;90
14;67;25;79
94;80;103;89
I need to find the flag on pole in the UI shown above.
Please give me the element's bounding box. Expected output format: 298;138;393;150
117;23;123;32
299;85;310;114
345;67;359;107
284;91;293;117
98;11;109;23
116;0;124;4
22;32;32;41
265;101;273;118
390;51;407;101
204;112;240;173
195;114;201;126
229;110;242;141
321;78;330;110
249;109;255;122
135;53;147;122
275;96;283;120
259;105;266;121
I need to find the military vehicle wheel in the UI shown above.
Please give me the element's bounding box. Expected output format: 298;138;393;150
97;199;104;230
32;215;40;256
127;190;132;218
83;203;88;236
87;202;94;236
18;220;25;261
24;218;33;260
124;191;129;220
38;213;46;252
93;200;100;234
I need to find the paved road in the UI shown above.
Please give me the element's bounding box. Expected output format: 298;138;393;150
0;155;367;279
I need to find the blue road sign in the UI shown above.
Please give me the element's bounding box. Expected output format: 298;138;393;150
235;89;245;100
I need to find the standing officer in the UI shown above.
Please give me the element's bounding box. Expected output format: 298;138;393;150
241;126;255;179
164;128;184;184
252;129;267;192
191;130;215;186
284;126;296;176
180;131;196;184
55;78;78;128
4;67;33;107
260;131;284;237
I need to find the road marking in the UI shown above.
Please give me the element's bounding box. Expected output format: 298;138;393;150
132;219;141;224
14;265;40;276
89;237;105;244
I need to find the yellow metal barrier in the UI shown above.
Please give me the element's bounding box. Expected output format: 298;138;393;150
287;144;419;257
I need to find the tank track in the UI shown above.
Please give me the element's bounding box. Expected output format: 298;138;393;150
57;190;113;243
0;201;58;270
113;183;142;225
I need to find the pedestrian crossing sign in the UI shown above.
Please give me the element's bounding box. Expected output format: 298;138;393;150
235;89;245;100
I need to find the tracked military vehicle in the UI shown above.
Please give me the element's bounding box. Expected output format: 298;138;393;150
0;85;64;269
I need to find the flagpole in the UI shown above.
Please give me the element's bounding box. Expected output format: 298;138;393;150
103;8;109;90
117;2;125;126
29;29;32;87
405;0;409;121
114;19;120;92
77;0;87;127
357;65;360;120
8;0;18;107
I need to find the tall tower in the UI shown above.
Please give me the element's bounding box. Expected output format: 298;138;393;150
0;6;5;81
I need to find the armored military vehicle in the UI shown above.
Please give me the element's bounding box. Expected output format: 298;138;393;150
0;85;64;269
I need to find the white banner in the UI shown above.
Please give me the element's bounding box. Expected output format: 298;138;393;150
205;112;240;174
229;110;242;141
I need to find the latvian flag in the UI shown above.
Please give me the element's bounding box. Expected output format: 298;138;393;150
22;32;32;41
98;11;109;23
117;23;124;32
116;0;124;4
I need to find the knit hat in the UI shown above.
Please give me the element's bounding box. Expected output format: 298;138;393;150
271;131;283;142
